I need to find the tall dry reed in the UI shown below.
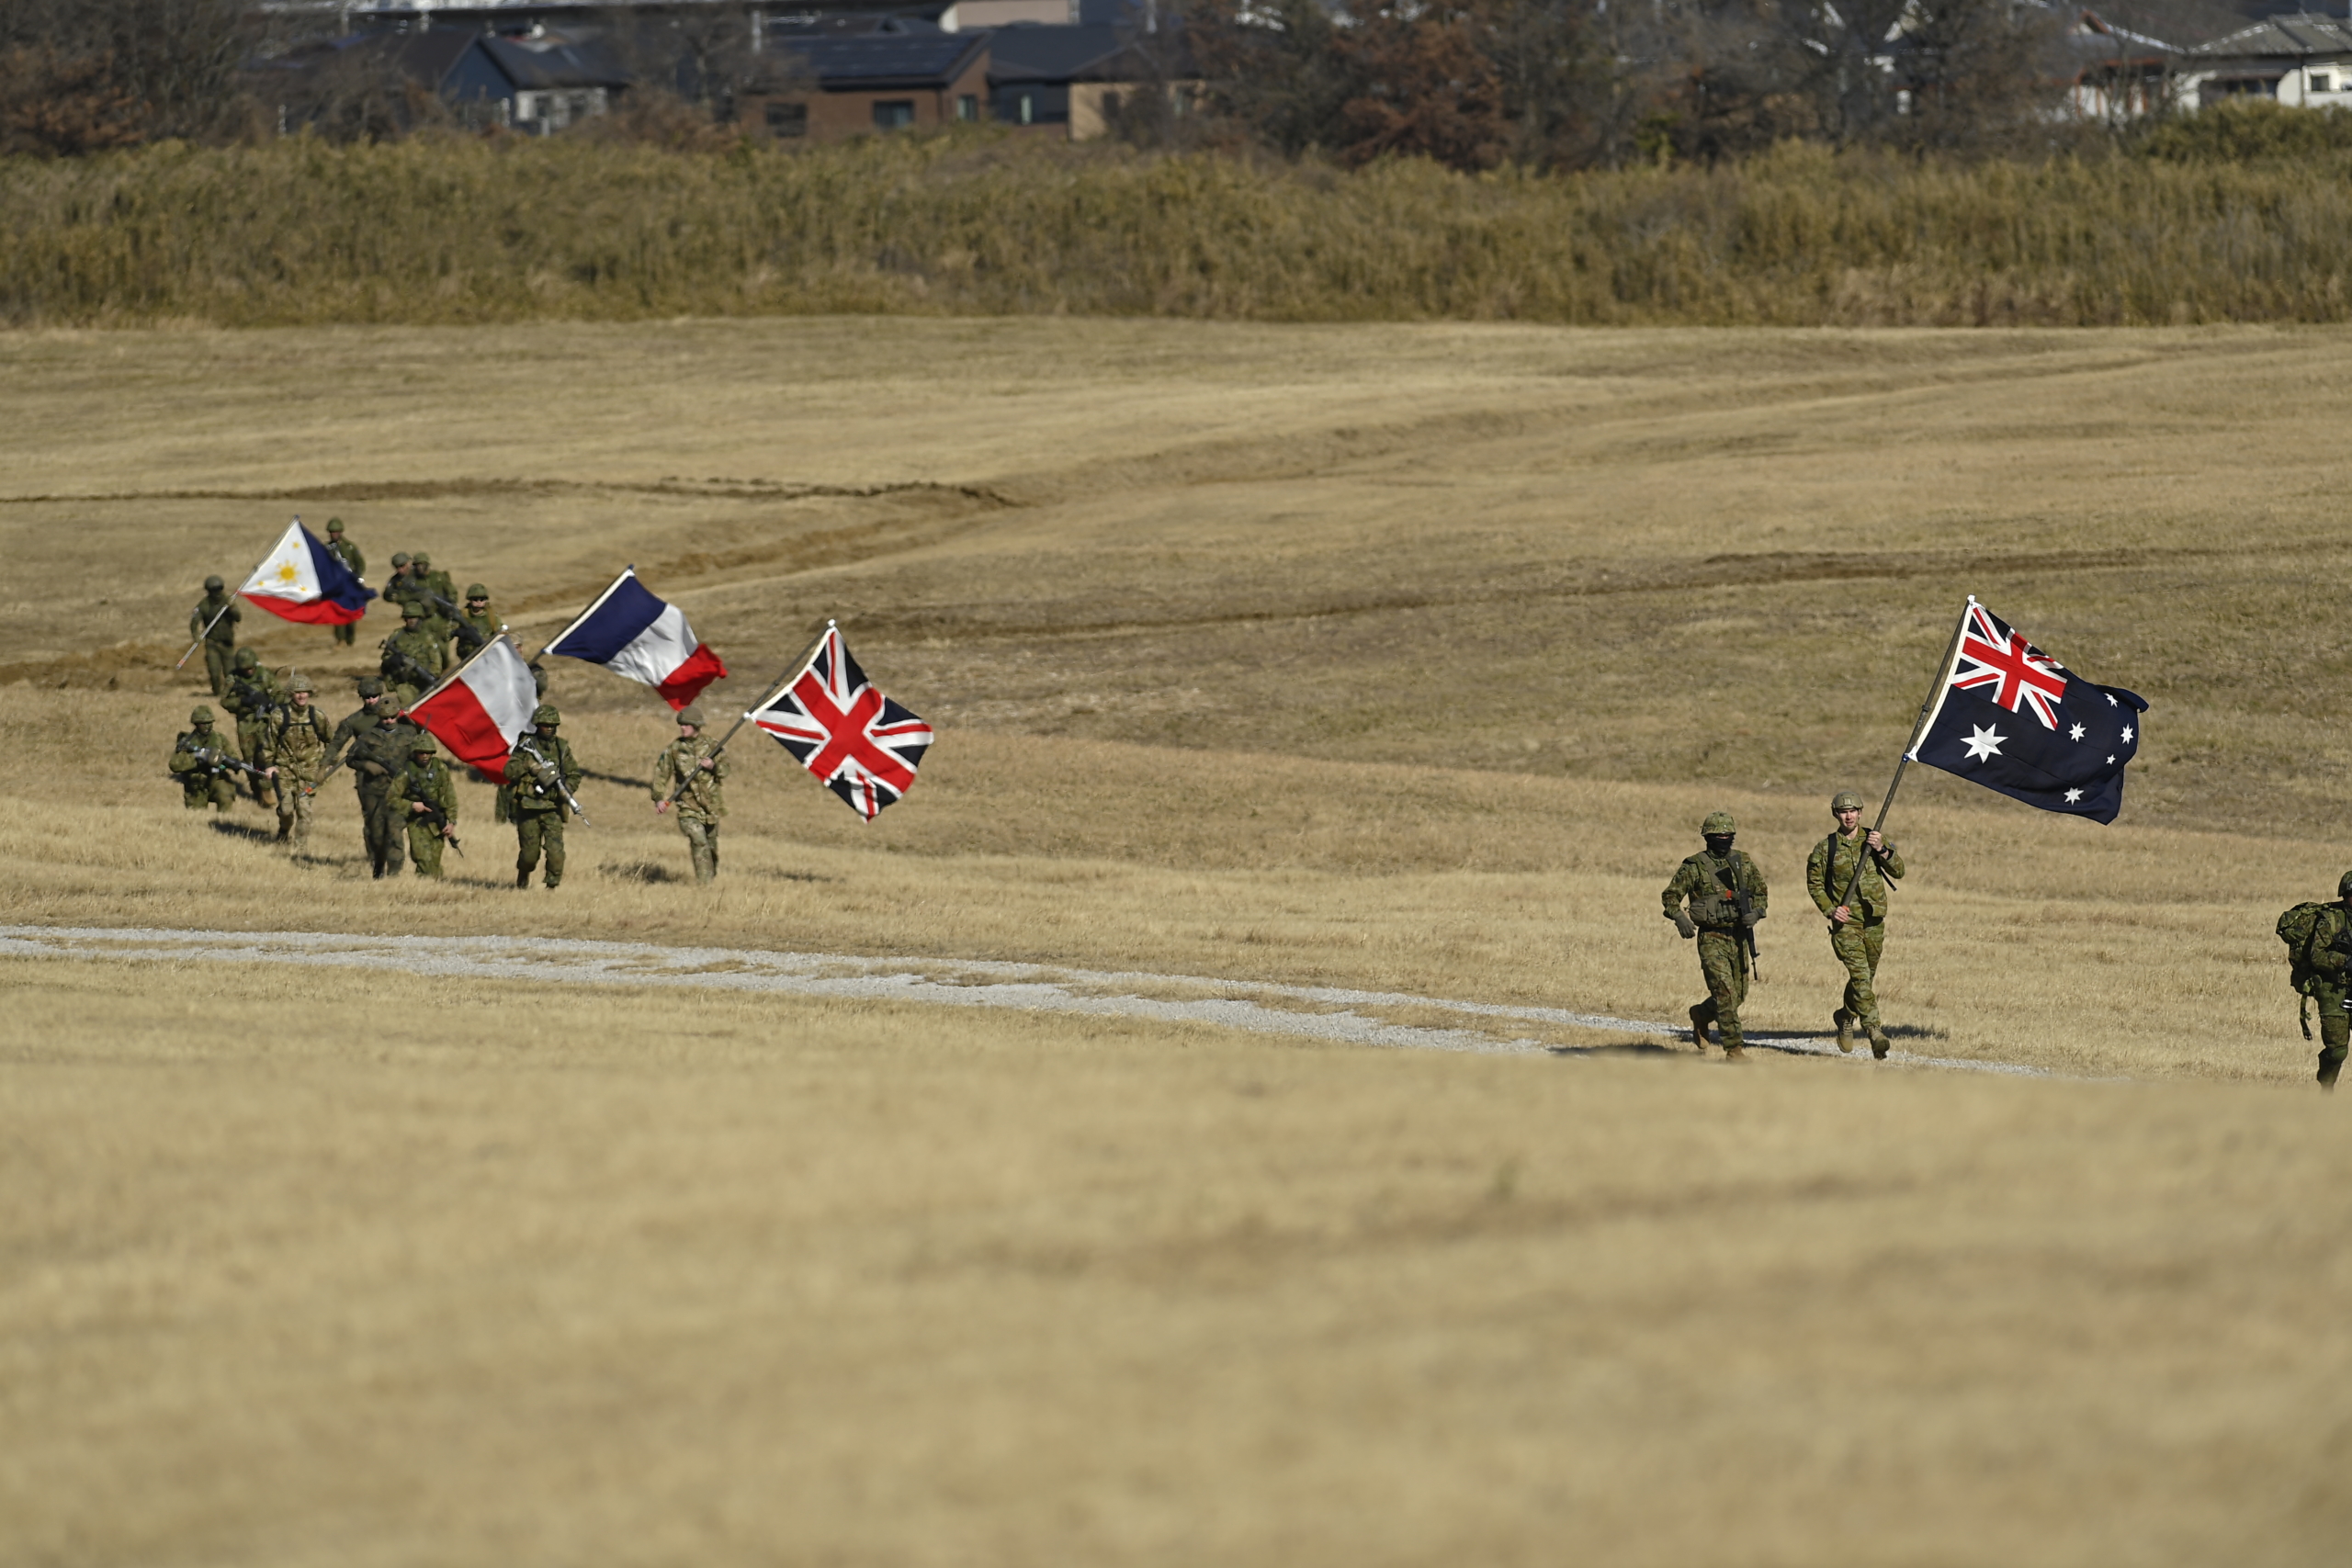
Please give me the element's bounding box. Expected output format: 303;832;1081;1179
6;133;2352;327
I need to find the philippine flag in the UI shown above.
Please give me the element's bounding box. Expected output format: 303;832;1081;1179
542;567;728;709
409;637;540;773
238;516;375;626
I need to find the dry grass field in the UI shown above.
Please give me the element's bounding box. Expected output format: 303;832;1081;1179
6;320;2352;1563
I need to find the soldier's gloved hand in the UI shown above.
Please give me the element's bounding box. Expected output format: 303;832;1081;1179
1740;910;1761;928
1671;910;1697;941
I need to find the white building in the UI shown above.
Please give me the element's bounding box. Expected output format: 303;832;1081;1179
2177;14;2352;108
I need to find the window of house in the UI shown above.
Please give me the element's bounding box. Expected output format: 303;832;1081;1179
956;94;978;122
1017;91;1034;125
766;101;808;137
2318;73;2335;92
873;99;915;130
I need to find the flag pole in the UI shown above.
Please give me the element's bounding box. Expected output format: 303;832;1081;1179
175;603;234;671
664;619;834;807
177;523;295;669
1832;597;1975;924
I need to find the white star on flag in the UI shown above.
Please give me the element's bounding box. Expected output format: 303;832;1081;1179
2108;754;2115;763
2064;788;2084;803
2069;723;2086;740
2121;726;2133;741
1962;724;2007;761
2106;694;2118;705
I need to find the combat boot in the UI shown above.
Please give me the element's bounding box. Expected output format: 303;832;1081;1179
1688;1004;1713;1049
515;869;532;889
1868;1025;1891;1061
1723;1041;1746;1061
2319;1051;2345;1091
1834;1009;1855;1054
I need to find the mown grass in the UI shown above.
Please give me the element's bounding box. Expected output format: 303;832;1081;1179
12;132;2352;327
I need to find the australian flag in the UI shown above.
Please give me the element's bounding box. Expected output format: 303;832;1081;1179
1908;599;2147;824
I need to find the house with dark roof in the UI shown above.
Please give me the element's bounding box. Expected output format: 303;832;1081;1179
256;23;630;133
742;26;990;139
986;21;1193;138
2178;13;2352;107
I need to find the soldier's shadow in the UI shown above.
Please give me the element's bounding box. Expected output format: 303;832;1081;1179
206;819;278;844
1544;1042;1685;1059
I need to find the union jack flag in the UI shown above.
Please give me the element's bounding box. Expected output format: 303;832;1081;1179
748;624;932;821
1949;600;2070;729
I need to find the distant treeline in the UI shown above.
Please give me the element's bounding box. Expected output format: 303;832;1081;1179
11;125;2352;329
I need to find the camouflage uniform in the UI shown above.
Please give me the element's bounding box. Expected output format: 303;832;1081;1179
379;615;447;707
409;554;458;644
1661;812;1770;1056
503;708;582;889
265;685;335;851
346;715;422;877
329;679;391;768
379;556;424;622
385;740;459;879
168;709;239;812
220;649;285;807
651;710;729;884
1806;816;1906;1057
323;522;365;647
189;581;242;697
2301;885;2352;1089
450;586;502;664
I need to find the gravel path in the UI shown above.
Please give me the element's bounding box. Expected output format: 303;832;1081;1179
0;924;2047;1074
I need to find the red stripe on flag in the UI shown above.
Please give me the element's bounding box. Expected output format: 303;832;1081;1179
653;643;728;710
243;592;367;626
411;680;515;773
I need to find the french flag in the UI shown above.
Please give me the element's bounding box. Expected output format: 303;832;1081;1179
410;637;540;773
542;567;728;709
238;516;375;626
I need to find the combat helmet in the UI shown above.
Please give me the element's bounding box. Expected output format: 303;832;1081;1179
466;583;488;600
326;518;345;534
1702;811;1736;837
400;603;422;619
2339;870;2352;898
677;705;706;728
189;705;214;725
233;648;259;669
413;551;433;568
203;574;224;592
533;705;560;727
390;552;411;568
357;677;384;698
288;671;313;694
409;735;438;756
1830;790;1864;813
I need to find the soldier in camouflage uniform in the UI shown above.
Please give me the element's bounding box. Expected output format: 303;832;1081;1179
651;704;729;884
329;677;392;769
346;705;422;877
380;552;420;619
263;672;335;852
189;575;242;696
412;551;458;612
323;520;366;647
1662;810;1770;1058
220;648;285;807
386;734;459;879
1806;790;1906;1060
379;604;447;706
2296;874;2352;1090
503;705;582;889
168;707;239;812
448;583;502;662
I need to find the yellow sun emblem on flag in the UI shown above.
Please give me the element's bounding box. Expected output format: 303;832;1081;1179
276;562;300;583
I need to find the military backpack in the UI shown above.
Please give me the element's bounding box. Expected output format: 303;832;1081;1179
2277;901;2350;1039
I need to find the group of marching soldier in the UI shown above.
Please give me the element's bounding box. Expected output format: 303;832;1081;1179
170;520;729;888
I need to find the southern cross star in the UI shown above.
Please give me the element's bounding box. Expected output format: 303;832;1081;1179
1962;724;2007;761
2070;723;2086;741
2121;726;2133;742
2064;788;2085;803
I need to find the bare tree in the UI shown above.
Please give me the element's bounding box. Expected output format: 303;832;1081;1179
0;0;260;151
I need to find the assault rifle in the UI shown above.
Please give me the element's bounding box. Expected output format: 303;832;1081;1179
186;744;267;784
1718;855;1762;984
422;590;499;658
381;646;439;695
401;786;464;858
514;737;592;826
228;675;284;725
